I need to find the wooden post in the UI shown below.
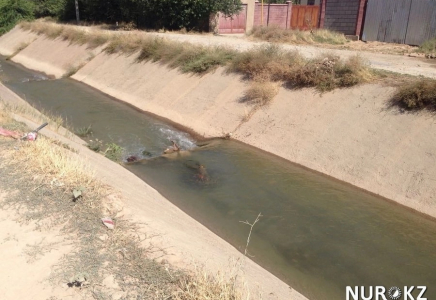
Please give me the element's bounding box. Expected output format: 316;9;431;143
354;0;367;37
319;0;326;28
261;0;264;25
75;0;80;24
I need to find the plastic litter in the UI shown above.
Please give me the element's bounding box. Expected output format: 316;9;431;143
0;127;20;139
21;122;48;141
101;217;115;230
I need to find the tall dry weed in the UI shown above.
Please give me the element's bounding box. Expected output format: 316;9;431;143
249;25;347;45
391;79;436;111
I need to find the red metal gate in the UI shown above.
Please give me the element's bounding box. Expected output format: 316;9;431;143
290;5;320;30
218;5;247;34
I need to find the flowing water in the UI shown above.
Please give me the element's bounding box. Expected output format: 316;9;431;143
1;57;435;300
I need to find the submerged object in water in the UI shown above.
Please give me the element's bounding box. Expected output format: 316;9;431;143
185;160;210;183
195;164;209;182
126;155;139;162
164;140;180;154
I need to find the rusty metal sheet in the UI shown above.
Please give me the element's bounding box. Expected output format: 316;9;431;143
405;0;436;45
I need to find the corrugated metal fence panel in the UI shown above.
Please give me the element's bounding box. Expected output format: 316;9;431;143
362;0;412;43
386;0;412;44
363;0;436;45
362;0;386;41
405;0;436;45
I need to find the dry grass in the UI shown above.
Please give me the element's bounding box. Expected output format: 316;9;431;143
20;21;109;49
249;25;348;45
390;79;436;111
287;54;373;91
17;20;377;109
174;262;251;300
231;44;304;82
242;81;279;106
2;100;65;131
7;41;30;60
232;45;373;93
6;136;95;187
19;20;373;89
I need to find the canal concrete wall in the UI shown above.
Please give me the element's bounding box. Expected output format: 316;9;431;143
0;27;102;78
1;26;435;219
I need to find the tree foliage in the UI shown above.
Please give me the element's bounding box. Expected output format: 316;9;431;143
0;0;34;34
0;0;243;34
33;0;67;18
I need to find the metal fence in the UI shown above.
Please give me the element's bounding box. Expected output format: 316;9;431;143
362;0;436;45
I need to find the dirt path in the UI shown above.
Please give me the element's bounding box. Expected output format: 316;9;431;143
146;32;436;79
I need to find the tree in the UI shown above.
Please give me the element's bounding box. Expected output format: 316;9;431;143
0;0;34;35
135;0;243;30
32;0;67;18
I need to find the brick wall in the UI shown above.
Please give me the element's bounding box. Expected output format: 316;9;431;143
253;2;292;29
323;0;360;35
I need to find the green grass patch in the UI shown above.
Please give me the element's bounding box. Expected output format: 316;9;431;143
104;142;123;161
74;125;92;137
417;37;436;55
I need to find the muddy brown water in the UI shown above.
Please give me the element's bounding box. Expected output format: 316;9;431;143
1;57;435;300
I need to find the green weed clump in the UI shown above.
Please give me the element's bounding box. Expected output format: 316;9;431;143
104;142;123;161
136;38;236;73
242;82;278;106
249;25;348;45
417;37;436;55
391;79;436;111
74;125;92;137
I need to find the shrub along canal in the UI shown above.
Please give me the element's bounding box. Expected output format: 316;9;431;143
1;56;435;300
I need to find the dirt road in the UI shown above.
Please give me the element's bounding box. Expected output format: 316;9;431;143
146;32;436;79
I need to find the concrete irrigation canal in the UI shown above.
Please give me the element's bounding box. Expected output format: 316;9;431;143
1;56;435;300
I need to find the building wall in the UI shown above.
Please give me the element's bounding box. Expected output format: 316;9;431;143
300;0;321;5
323;0;360;35
253;2;292;29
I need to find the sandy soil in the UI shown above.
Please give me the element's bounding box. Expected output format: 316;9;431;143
0;83;307;300
0;191;76;300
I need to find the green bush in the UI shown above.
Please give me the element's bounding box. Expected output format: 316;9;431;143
33;0;66;19
0;0;34;35
418;38;436;54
